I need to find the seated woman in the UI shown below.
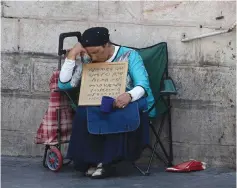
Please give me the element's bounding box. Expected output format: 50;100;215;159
58;27;156;178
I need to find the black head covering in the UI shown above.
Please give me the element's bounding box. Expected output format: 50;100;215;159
81;27;110;47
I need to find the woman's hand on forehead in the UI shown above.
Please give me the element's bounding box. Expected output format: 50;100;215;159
67;42;87;60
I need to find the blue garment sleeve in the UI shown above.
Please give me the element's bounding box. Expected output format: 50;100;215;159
128;50;157;117
128;50;150;94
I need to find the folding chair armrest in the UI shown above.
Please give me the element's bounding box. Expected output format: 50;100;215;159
54;88;78;110
160;78;177;96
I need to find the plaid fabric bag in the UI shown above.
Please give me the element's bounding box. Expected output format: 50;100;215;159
35;71;73;145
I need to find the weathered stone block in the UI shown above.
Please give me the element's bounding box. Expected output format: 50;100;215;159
1;130;44;156
169;66;236;106
32;58;58;92
173;143;236;168
98;1;142;24
2;129;69;157
172;105;236;145
142;1;236;28
138;25;201;64
3;1;98;21
19;19;90;54
1;54;32;91
199;29;236;67
1;96;48;133
1;18;19;52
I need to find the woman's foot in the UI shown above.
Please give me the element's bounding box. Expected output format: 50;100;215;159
91;163;112;179
85;166;97;177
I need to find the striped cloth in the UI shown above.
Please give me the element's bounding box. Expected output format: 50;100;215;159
35;71;73;145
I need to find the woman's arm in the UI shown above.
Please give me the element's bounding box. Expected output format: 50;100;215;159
58;59;83;89
58;43;86;89
59;58;76;83
114;50;149;108
127;86;145;102
127;50;150;101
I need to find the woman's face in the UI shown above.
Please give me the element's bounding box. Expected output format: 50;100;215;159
85;44;110;63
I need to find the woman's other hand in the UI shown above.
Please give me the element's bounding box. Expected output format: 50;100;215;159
114;93;132;108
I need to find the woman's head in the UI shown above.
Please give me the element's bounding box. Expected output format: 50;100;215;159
81;27;113;62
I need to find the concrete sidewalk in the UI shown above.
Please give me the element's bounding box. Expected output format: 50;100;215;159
1;156;236;188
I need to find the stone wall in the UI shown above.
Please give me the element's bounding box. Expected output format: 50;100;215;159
1;1;236;167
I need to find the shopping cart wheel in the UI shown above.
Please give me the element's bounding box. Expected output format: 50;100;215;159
46;147;63;172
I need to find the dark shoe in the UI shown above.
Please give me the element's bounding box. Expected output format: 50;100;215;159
91;163;113;179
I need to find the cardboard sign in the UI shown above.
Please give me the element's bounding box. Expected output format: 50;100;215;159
78;62;128;106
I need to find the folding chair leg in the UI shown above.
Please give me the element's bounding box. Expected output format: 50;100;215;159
133;142;159;176
133;99;174;174
133;162;150;176
133;142;168;176
146;140;159;174
146;144;168;165
150;124;169;159
146;145;162;161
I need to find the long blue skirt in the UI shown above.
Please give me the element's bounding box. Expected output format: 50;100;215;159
67;99;150;172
